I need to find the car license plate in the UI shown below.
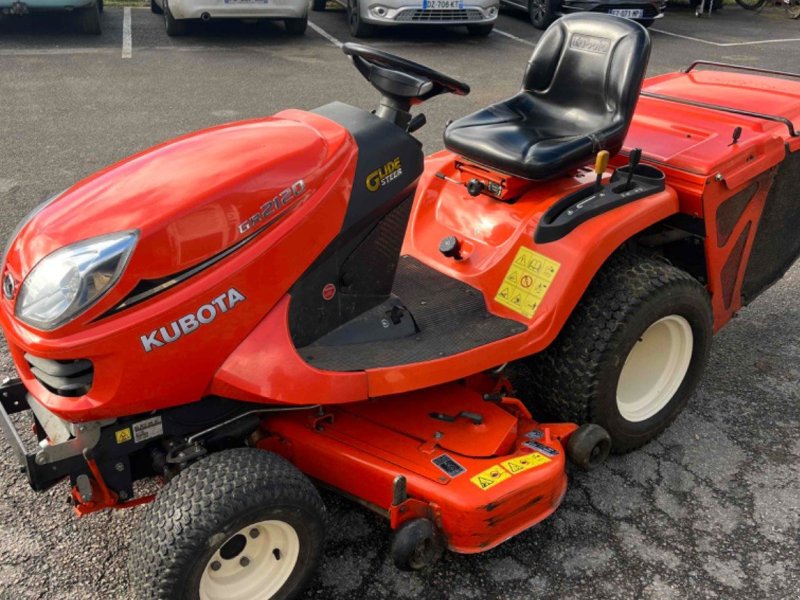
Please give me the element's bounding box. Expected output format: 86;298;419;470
424;0;464;9
610;8;644;18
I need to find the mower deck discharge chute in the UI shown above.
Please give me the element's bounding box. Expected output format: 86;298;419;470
1;14;799;600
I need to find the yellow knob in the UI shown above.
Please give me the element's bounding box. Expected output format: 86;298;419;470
594;150;610;176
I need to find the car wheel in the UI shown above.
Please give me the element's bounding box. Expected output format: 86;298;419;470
638;19;654;28
98;0;103;13
467;23;494;36
528;0;555;30
151;0;163;15
79;1;101;34
164;1;189;36
129;448;325;600
348;0;375;38
284;15;308;35
312;0;327;11
522;252;713;454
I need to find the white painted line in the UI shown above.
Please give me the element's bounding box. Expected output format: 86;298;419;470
0;48;114;56
308;20;343;48
493;28;536;48
651;28;800;48
122;7;132;59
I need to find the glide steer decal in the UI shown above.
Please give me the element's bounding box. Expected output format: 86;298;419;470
140;288;246;352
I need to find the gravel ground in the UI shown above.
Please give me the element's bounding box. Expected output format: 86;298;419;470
0;5;798;599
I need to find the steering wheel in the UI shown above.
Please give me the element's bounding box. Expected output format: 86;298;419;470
342;43;470;103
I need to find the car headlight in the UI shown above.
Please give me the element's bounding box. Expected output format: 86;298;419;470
15;231;137;330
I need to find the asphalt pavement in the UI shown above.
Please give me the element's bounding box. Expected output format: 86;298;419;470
0;4;798;599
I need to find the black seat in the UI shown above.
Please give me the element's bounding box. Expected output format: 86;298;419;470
444;14;651;181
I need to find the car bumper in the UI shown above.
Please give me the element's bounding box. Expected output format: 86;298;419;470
361;1;499;25
0;0;94;12
561;1;666;20
168;0;307;20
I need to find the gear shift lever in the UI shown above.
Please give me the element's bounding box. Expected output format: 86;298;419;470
625;148;642;191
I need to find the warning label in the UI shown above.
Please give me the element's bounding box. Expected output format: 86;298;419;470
132;416;163;443
115;427;132;444
495;247;561;319
470;465;511;491
501;452;551;474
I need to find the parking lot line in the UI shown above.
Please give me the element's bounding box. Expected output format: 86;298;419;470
122;7;132;58
308;20;343;48
493;28;536;47
652;27;800;48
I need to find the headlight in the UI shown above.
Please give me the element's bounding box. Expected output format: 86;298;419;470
15;231;137;330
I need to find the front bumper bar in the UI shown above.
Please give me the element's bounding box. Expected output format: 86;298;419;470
0;378;86;491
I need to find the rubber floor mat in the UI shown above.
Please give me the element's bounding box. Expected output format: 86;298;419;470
298;256;525;371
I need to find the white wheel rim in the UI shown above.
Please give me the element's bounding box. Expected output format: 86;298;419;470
616;315;693;423
199;520;300;600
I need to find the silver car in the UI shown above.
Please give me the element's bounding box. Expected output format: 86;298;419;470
313;0;499;37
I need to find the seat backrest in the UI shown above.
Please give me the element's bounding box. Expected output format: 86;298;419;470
523;14;650;137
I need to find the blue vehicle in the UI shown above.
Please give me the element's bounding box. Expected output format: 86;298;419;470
0;0;103;34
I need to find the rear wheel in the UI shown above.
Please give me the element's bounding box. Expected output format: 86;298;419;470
528;0;555;30
151;0;163;15
129;448;325;600
734;0;766;9
284;15;307;35
522;252;713;453
348;0;375;38
467;23;494;36
164;2;189;36
312;0;327;11
638;19;654;28
79;1;101;34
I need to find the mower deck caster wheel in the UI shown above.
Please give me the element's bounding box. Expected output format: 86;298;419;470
390;518;444;571
567;424;611;470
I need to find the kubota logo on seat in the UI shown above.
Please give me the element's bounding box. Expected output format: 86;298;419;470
140;288;246;353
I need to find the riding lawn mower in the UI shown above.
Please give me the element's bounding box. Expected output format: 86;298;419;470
1;14;799;600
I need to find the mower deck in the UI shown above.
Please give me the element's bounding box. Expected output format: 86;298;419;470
258;380;577;553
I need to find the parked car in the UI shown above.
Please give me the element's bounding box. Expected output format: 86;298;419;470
0;0;103;34
503;0;665;29
150;0;309;36
312;0;499;38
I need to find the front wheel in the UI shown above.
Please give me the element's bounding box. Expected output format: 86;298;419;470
129;448;325;600
312;0;327;11
79;1;101;34
467;23;494;36
284;15;307;35
522;252;713;454
528;0;555;30
348;0;375;37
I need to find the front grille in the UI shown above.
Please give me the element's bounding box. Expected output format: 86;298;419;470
25;354;93;397
395;9;483;22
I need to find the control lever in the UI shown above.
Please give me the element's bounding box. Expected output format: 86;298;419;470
625;148;642;191
594;150;610;194
429;411;484;426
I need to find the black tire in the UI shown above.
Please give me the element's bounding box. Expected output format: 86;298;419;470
567;424;611;470
151;0;164;15
312;0;327;11
129;448;325;600
347;0;375;38
79;1;101;34
284;15;308;35
528;0;555;30
98;0;103;13
390;518;444;571
467;23;494;36
522;252;713;454
164;2;189;36
734;0;766;9
638;19;654;28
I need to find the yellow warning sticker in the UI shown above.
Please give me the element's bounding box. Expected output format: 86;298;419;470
470;465;512;491
501;452;551;474
115;427;133;444
495;247;561;319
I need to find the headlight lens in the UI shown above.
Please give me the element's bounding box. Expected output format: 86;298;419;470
15;231;137;330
